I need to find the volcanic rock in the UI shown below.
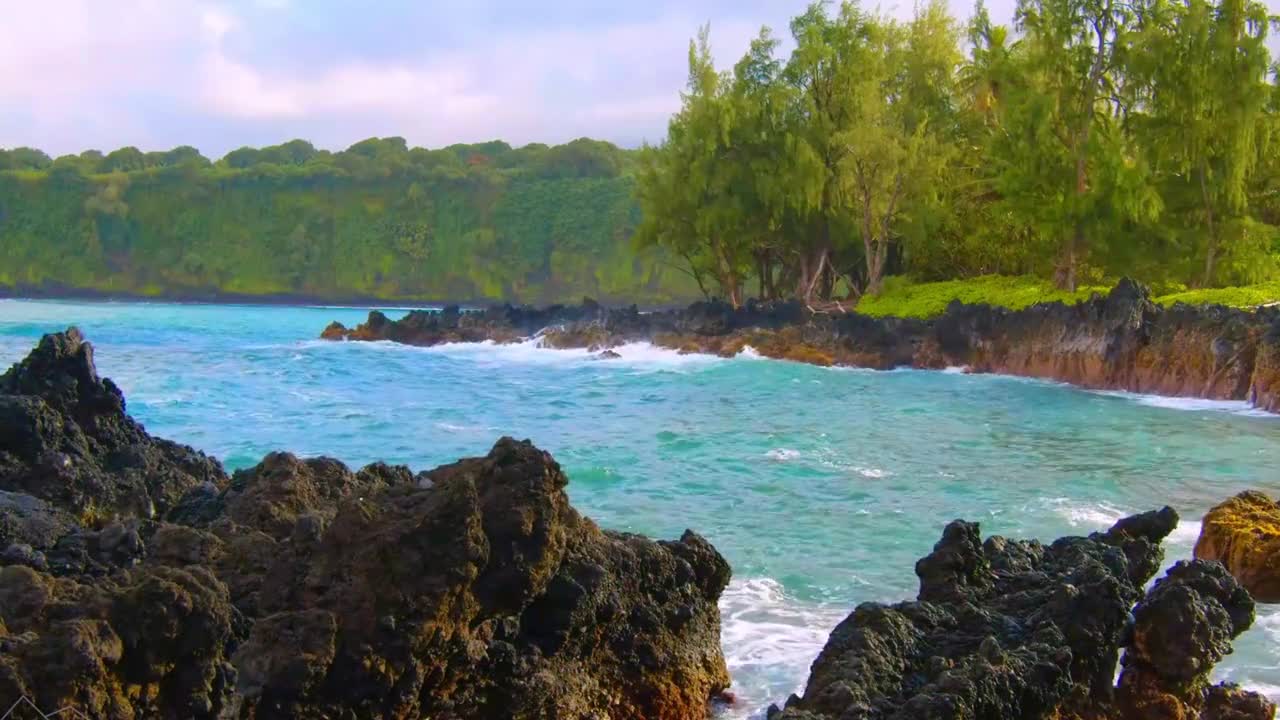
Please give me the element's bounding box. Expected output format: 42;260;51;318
768;509;1274;720
0;329;732;719
1196;491;1280;603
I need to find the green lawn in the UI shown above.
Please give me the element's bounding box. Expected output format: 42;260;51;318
854;275;1280;319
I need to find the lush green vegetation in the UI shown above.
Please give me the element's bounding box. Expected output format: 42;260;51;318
0;138;699;304
855;274;1280;318
1154;280;1280;307
856;275;1109;318
636;0;1280;308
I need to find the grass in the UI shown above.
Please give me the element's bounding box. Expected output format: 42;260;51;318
1153;282;1280;308
855;274;1280;319
855;275;1109;319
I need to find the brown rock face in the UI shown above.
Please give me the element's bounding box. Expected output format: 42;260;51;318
0;330;731;720
1195;491;1280;603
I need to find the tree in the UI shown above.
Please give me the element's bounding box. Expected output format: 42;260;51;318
101;147;148;173
783;2;871;302
635;26;752;306
1012;0;1133;289
1130;0;1274;285
0;147;53;170
837;2;961;294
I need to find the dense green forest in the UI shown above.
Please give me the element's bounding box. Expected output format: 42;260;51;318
636;0;1280;306
0;138;699;304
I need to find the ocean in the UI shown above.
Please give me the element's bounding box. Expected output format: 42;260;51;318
1;299;1276;717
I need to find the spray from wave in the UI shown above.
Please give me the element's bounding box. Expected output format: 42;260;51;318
718;578;848;719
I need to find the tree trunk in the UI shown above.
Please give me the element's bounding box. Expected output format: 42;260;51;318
861;192;878;295
1055;229;1078;292
1199;162;1218;288
712;239;742;309
1056;152;1089;292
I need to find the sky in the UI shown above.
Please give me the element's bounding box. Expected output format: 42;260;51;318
1;0;1270;160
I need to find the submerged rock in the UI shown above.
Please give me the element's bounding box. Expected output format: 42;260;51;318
768;509;1274;720
0;330;731;719
1196;491;1280;603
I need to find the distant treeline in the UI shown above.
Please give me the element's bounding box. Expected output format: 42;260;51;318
0;138;698;304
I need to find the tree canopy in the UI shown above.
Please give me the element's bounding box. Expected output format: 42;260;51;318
636;0;1280;306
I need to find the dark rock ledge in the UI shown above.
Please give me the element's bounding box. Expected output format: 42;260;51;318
323;279;1280;414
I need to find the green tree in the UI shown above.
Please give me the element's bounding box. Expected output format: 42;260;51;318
1130;0;1274;285
1011;0;1134;289
838;2;961;294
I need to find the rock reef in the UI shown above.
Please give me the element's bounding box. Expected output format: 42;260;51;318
768;510;1274;720
0;329;730;719
1196;491;1280;603
323;279;1280;413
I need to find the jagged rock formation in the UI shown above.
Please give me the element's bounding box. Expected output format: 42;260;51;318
0;327;225;526
1196;491;1280;603
322;279;1280;413
0;329;731;719
765;510;1273;720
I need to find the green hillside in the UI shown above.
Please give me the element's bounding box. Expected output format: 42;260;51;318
0;138;698;304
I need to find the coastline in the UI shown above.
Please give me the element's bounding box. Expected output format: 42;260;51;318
321;278;1280;416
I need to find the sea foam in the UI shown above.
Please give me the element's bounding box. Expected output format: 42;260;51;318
718;578;847;719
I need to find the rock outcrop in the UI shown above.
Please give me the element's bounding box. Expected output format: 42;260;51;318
0;327;226;526
1196;491;1280;603
322;280;1280;413
767;510;1273;720
0;329;731;719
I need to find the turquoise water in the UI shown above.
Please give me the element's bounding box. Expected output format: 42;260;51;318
1;299;1277;717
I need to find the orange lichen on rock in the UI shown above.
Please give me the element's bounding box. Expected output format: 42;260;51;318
1195;491;1280;603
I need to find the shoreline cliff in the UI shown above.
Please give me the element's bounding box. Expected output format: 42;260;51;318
322;279;1280;414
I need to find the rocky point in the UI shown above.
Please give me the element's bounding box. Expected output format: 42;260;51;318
0;328;731;719
768;509;1273;720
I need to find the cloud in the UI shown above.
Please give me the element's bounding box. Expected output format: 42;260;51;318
0;0;1032;158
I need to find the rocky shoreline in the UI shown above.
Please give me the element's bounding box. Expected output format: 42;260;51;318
322;279;1280;414
0;329;1274;719
0;330;729;719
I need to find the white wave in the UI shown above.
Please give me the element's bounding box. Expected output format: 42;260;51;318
855;466;891;479
1045;497;1129;529
765;448;801;461
737;345;765;359
1247;683;1280;701
1092;390;1275;417
434;421;483;433
300;336;724;369
1251;607;1280;656
718;578;848;719
942;365;970;374
1165;519;1203;551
